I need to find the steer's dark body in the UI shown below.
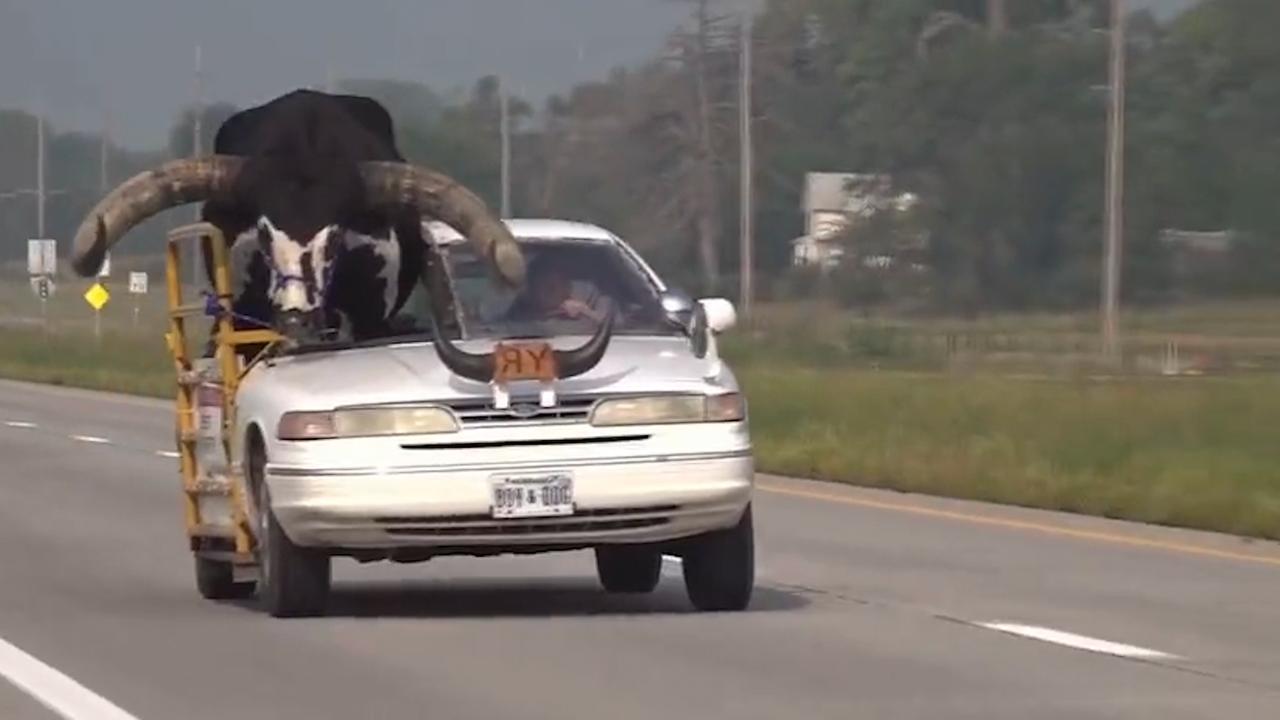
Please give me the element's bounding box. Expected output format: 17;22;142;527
199;90;426;342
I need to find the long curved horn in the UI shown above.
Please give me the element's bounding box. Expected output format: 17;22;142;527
429;321;495;383
554;308;615;379
428;310;617;384
358;161;525;287
70;156;244;277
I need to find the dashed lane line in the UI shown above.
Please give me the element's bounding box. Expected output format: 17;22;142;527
3;421;37;429
68;435;112;445
976;622;1181;661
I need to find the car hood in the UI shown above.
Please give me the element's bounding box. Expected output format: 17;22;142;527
243;335;735;409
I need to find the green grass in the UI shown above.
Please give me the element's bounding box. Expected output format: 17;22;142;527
4;290;1280;540
737;365;1280;540
0;327;174;398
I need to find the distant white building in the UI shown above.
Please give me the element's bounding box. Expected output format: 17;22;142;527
791;172;918;270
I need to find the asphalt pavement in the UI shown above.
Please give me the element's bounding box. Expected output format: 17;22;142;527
1;378;1278;719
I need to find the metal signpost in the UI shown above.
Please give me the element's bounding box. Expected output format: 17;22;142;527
27;239;57;335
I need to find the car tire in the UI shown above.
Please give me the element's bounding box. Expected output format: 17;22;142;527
253;453;330;618
682;504;754;612
194;555;255;600
595;546;662;593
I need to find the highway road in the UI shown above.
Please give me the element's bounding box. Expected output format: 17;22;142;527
1;378;1278;719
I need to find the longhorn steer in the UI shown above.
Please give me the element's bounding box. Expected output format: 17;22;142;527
68;89;613;380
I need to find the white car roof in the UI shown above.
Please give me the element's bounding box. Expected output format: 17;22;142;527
425;218;619;245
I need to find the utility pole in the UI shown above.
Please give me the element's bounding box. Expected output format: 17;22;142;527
193;44;204;164
36;114;45;238
739;10;754;319
499;76;511;218
100;109;110;194
193;44;204;286
2;112;65;257
987;0;1008;37
2;114;63;235
1101;0;1126;361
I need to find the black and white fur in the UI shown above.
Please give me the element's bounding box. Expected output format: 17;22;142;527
198;89;429;348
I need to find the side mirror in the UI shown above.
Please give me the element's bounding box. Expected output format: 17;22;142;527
698;298;737;334
660;289;695;326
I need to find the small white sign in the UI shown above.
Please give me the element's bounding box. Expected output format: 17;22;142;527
98;253;111;278
27;239;56;276
128;272;149;294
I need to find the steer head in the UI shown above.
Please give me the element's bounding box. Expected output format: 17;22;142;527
67;156;527;343
251;217;342;341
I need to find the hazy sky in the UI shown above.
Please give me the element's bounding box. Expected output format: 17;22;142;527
0;0;1195;150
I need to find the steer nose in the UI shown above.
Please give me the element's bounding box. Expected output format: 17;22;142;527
275;309;326;342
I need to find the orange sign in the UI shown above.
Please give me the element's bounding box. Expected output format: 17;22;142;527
493;341;558;382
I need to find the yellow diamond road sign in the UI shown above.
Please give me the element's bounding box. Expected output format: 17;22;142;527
84;282;110;311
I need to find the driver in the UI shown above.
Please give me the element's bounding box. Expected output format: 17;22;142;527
508;255;605;324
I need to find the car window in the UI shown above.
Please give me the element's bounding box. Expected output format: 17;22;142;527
385;239;680;342
441;239;679;340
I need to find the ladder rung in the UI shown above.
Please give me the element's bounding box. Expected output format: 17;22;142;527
170;303;208;318
195;550;257;566
190;523;236;539
226;329;283;345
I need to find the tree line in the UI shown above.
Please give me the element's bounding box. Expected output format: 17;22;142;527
2;0;1277;314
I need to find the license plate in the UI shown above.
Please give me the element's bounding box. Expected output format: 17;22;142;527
492;341;558;382
490;473;574;519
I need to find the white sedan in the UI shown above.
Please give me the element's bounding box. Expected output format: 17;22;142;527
227;219;755;617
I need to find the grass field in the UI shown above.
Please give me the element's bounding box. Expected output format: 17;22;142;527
4;276;1280;540
737;364;1280;540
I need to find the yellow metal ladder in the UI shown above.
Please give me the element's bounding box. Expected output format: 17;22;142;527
164;223;282;566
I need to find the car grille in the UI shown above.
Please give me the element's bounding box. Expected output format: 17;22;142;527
445;396;597;427
376;504;678;538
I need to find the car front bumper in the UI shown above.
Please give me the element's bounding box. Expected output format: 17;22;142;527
264;449;753;551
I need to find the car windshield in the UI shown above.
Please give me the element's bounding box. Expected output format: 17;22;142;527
437;238;680;341
348;237;681;349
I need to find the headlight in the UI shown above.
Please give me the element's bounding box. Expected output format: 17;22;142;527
277;406;458;440
589;393;745;427
277;411;337;440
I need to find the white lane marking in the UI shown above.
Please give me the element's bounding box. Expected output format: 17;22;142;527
978;622;1180;661
154;451;180;459
69;435;111;445
4;421;37;429
0;636;140;720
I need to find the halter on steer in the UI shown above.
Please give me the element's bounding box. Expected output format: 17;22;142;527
257;237;348;340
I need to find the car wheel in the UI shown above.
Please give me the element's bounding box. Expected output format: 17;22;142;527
253;450;330;618
682;504;754;612
595;545;662;593
194;555;255;600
